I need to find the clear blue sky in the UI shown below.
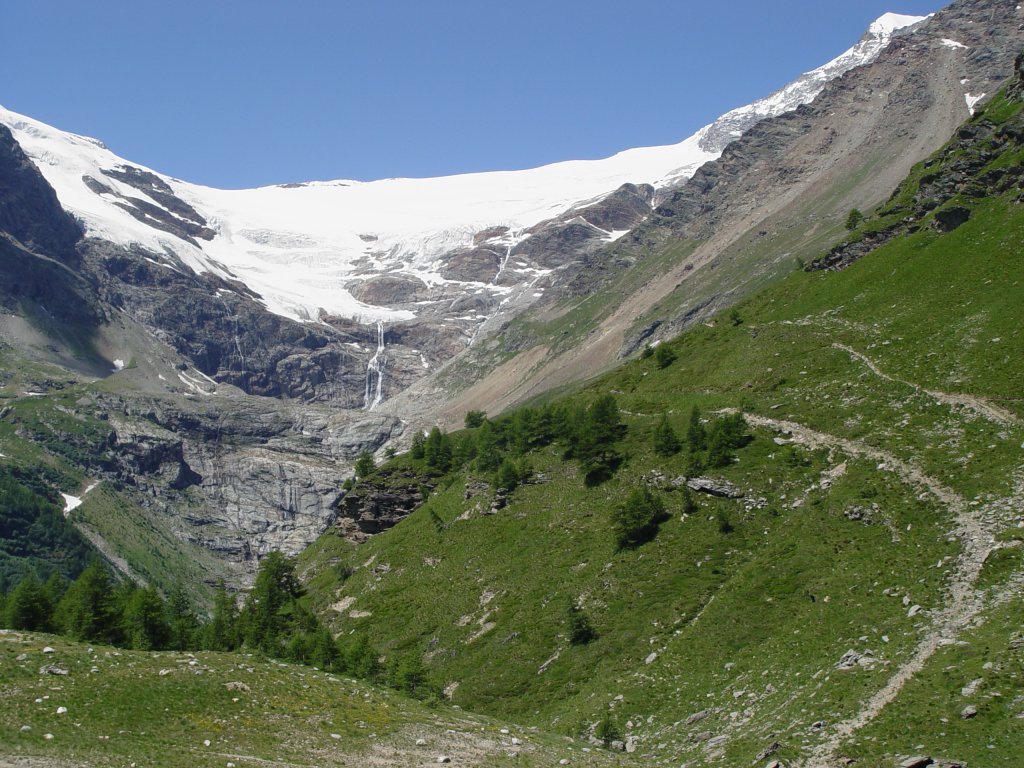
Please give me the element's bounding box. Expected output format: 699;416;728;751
2;0;944;188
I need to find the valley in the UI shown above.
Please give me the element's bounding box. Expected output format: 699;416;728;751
1;2;1023;767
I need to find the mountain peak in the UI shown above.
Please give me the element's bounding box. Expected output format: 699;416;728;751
870;11;930;37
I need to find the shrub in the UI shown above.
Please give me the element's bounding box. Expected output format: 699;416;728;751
568;602;597;645
655;344;677;369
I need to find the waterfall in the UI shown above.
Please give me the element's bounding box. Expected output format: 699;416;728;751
363;321;386;410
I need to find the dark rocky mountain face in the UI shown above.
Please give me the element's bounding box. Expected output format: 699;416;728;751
0;125;81;260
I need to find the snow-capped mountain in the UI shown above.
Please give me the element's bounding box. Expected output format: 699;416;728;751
0;13;924;327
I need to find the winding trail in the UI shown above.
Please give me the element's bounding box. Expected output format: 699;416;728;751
832;342;1022;427
736;412;1008;767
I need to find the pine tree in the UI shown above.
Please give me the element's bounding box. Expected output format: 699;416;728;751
410;430;426;460
473;420;502;473
353;450;375;478
463;410;487;428
123;587;170;650
686;406;707;453
56;560;115;642
166;585;199;651
611;488;667;550
204;581;239;651
424;427;452;473
7;573;53;632
845;207;864;230
575;395;625;485
243;552;303;654
496;458;520;493
652;415;681;457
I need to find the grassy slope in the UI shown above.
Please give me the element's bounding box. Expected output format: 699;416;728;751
0;630;625;768
0;348;227;603
300;95;1024;766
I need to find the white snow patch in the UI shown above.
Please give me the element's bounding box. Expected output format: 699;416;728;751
870;12;928;36
940;38;968;50
178;371;215;396
0;12;923;327
112;359;125;371
420;354;430;370
966;93;987;114
61;482;99;518
604;229;632;242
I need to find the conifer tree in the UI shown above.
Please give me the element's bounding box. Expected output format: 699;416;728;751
611;488;667;550
123;587;170;650
424;426;452;472
410;430;426;460
652;415;681;457
353;450;375;478
166;584;199;651
57;560;115;642
243;552;303;654
686;406;707;453
7;573;53;632
204;581;239;651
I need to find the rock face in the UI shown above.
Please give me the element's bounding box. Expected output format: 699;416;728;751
94;392;405;569
417;0;1024;425
811;49;1024;271
0;124;81;260
335;466;432;543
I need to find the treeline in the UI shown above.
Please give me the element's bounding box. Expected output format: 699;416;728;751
0;553;436;700
384;393;629;490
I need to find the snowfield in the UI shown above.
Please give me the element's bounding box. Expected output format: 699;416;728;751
0;13;924;325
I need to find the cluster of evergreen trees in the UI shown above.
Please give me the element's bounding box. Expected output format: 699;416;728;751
0;561;207;651
385;394;628;492
651;407;751;471
0;553;433;695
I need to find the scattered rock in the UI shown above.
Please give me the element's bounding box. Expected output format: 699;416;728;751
898;757;934;768
685;709;710;725
56;706;67;715
224;681;251;692
960;678;983;697
686;477;744;498
756;741;781;761
960;704;977;719
42;647;55;654
43;733;54;740
437;756;451;764
691;730;714;743
39;665;69;676
19;725;30;732
908;605;922;618
416;738;427;746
